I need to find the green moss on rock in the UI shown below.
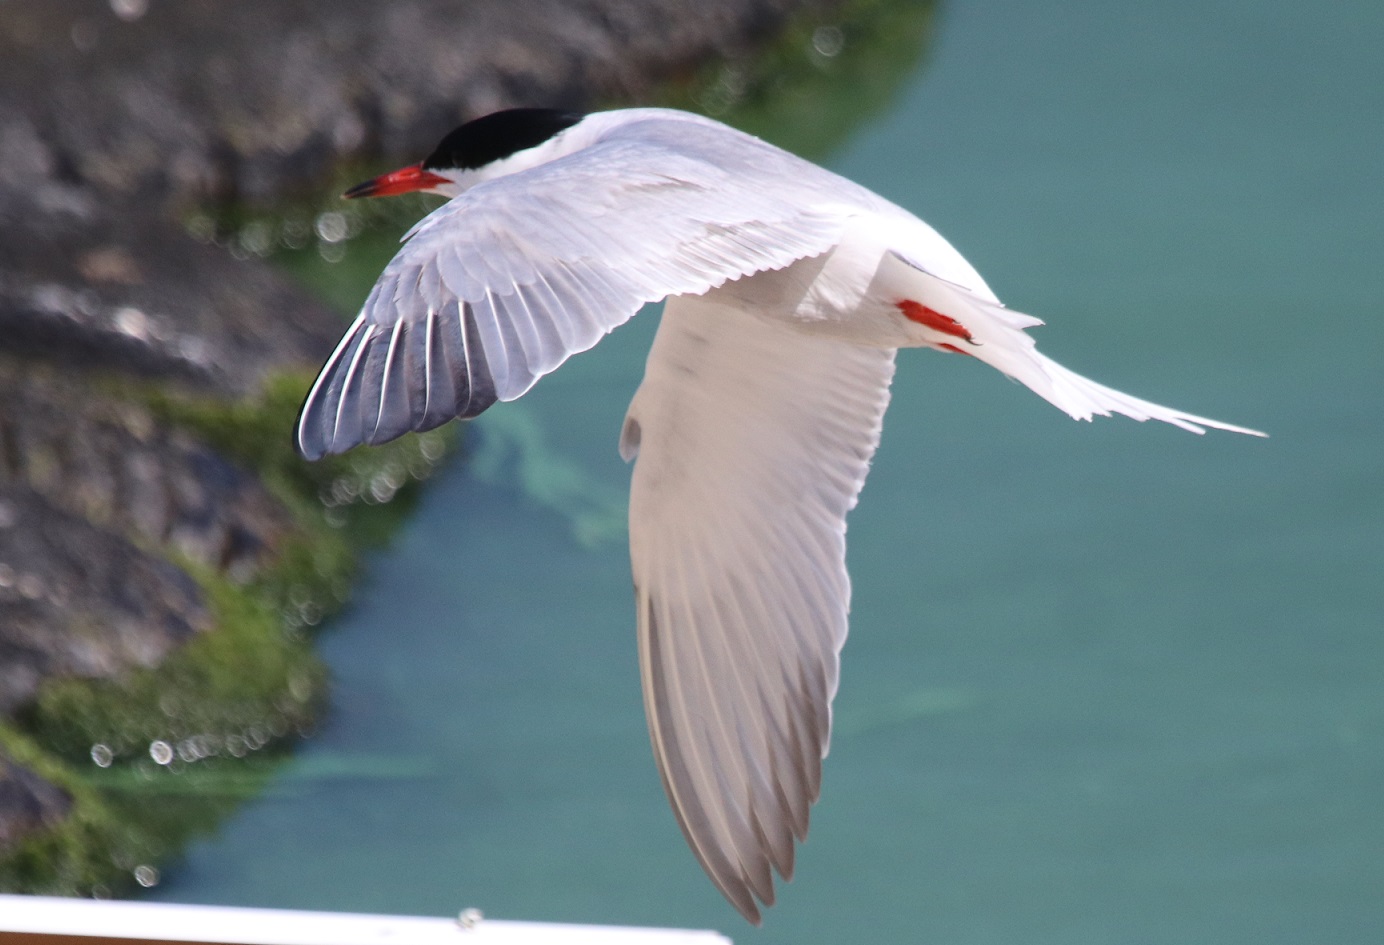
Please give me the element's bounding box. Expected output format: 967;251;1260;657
2;368;454;895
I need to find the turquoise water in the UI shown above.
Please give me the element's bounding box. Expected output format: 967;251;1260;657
151;1;1383;942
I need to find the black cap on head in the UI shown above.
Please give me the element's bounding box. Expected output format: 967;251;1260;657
422;108;584;172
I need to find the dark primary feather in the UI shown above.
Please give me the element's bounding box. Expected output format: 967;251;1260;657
294;301;496;460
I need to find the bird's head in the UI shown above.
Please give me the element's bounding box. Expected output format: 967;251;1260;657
343;107;585;200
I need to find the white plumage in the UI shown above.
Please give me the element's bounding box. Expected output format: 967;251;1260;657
296;107;1264;923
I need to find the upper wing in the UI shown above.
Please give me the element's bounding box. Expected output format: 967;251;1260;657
623;294;896;923
295;118;854;459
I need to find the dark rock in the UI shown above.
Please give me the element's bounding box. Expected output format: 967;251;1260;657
0;0;834;391
0;184;343;397
0;0;828;207
0;484;210;716
0;752;71;851
0;356;290;580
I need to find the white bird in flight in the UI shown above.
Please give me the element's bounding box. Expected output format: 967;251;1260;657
296;107;1264;923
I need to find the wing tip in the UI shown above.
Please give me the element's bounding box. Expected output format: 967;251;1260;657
295;303;505;462
640;584;826;926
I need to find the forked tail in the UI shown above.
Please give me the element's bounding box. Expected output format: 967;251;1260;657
885;251;1266;437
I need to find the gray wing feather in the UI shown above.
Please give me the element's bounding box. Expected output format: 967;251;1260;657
298;297;499;457
295;114;854;459
627;294;896;922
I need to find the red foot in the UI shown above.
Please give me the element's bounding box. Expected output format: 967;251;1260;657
896;300;975;343
937;343;972;357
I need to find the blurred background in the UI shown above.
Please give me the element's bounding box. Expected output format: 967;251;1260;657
1;0;1380;943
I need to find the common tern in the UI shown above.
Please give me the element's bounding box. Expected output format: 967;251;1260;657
296;107;1264;923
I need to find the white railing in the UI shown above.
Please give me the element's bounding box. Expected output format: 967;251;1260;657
0;895;732;945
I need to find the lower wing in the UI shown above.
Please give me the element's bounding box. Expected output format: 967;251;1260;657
622;294;897;922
